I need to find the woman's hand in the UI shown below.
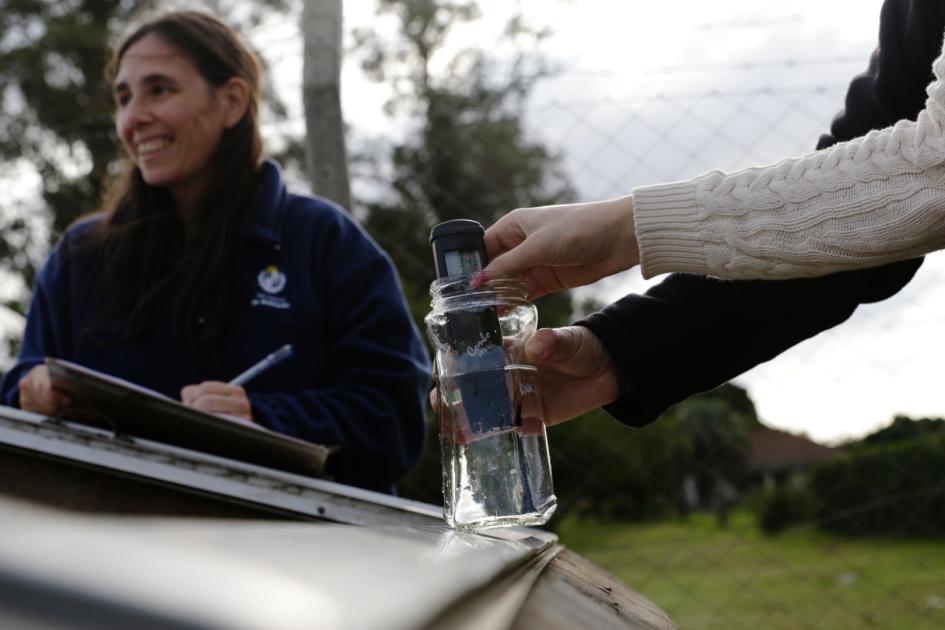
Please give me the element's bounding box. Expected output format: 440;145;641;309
181;381;253;421
18;365;72;416
429;326;620;426
479;196;638;298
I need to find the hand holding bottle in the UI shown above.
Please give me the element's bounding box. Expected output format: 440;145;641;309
478;195;639;298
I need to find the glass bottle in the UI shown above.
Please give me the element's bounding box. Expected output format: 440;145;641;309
425;273;557;529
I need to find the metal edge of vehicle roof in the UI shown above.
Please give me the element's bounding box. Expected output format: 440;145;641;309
0;405;556;549
0;404;440;526
418;542;565;630
0;494;562;630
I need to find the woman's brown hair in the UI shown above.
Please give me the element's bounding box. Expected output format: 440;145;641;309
96;10;264;367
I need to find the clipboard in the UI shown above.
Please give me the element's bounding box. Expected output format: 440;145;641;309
46;358;333;478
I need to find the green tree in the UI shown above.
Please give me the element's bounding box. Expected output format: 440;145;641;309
0;0;133;300
709;382;762;426
859;414;945;447
663;388;756;525
549;385;758;526
548;409;691;523
1;0;142;365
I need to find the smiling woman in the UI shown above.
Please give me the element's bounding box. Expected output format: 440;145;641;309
0;10;431;494
112;33;247;218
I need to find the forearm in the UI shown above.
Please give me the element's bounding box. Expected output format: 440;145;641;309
633;34;945;280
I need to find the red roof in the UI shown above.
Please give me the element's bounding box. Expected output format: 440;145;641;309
748;427;839;472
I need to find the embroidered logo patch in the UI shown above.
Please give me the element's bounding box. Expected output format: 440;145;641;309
252;265;291;309
257;265;287;294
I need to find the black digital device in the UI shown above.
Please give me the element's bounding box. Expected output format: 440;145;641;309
430;220;510;433
430;219;490;279
430;220;502;352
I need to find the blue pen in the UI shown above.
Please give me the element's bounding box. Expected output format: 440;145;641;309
229;344;293;386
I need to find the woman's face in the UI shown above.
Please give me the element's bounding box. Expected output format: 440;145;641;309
113;34;232;210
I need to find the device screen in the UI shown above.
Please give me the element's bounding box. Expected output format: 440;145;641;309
444;249;483;276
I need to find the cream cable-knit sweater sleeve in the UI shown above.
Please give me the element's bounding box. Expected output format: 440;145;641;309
632;37;945;280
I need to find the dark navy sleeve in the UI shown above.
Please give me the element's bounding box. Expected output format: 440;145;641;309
0;244;72;408
578;0;938;427
247;212;430;493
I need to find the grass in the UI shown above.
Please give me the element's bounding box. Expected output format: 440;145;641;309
556;511;945;629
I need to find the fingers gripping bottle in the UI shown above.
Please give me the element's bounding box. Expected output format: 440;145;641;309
426;219;556;529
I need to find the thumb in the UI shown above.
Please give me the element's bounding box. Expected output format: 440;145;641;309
525;326;587;365
482;235;544;279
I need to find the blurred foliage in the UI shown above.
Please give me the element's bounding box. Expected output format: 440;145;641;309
666;391;755;504
807;415;945;537
856;413;945;448
548;382;757;526
0;0;128;234
549;409;689;523
758;485;816;534
0;0;136;336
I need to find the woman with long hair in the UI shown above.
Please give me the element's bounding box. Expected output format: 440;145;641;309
0;11;429;493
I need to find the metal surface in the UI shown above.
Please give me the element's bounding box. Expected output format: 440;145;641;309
422;542;563;630
0;406;441;527
0;499;557;630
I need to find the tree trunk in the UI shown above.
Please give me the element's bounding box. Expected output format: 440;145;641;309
301;0;351;211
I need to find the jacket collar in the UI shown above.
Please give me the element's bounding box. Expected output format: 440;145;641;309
241;159;288;247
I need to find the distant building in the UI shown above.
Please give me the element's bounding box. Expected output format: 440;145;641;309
748;427;839;490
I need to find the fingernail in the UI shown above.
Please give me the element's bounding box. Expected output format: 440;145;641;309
470;271;489;288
